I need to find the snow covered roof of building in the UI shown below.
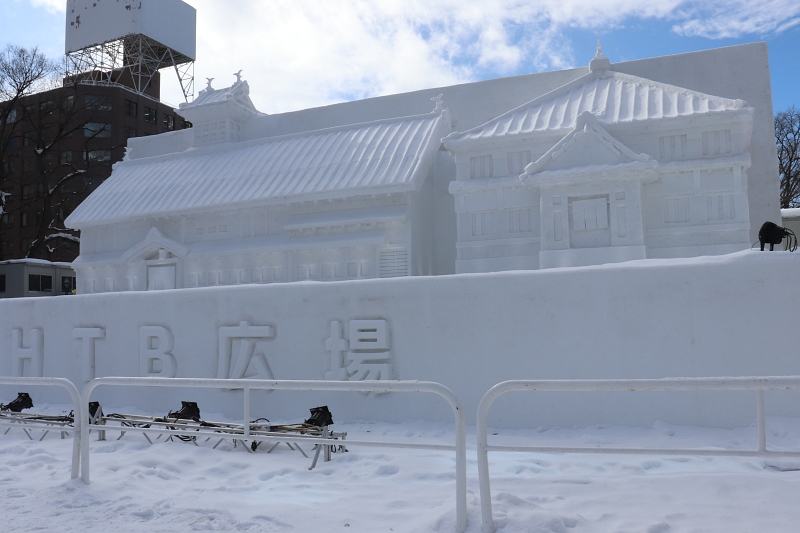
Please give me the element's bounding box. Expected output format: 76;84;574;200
180;75;261;115
443;69;750;149
66;109;449;228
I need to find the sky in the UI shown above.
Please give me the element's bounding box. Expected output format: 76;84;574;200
1;0;799;115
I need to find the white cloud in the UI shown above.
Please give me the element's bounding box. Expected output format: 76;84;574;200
671;0;800;39
21;0;796;112
178;0;690;113
27;0;65;14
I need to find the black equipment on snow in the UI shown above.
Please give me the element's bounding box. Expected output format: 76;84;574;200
1;392;33;412
166;401;201;422
304;406;334;427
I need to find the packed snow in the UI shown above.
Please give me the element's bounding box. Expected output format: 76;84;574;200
1;403;799;532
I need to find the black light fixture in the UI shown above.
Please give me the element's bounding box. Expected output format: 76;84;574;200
758;221;797;251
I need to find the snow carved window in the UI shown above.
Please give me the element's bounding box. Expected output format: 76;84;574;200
470;155;493;179
658;134;687;160
507;150;531;175
702;130;732;156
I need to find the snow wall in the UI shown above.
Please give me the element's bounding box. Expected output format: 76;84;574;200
1;250;799;430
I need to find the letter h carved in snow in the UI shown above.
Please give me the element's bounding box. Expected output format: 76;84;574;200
12;328;44;377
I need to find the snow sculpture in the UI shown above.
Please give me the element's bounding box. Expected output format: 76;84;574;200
325;319;392;382
11;328;44;377
139;326;177;377
444;48;754;271
65;73;451;293
72;327;105;383
216;321;275;380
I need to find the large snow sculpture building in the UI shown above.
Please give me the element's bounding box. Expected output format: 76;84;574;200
65;44;776;292
65;78;450;292
443;47;754;271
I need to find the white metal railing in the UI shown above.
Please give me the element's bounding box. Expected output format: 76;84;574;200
0;377;83;479
81;377;467;533
476;376;800;533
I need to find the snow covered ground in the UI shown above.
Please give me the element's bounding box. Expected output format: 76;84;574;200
2;405;800;532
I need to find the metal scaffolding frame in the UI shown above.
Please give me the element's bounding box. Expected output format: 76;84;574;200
65;33;194;102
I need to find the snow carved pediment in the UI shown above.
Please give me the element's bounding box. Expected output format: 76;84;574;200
522;112;657;187
122;228;189;262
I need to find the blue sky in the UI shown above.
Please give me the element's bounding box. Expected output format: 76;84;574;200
2;0;799;115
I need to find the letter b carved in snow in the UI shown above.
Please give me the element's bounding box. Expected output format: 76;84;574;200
139;326;177;377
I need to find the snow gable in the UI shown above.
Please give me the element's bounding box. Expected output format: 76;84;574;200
523;112;653;177
443;69;751;151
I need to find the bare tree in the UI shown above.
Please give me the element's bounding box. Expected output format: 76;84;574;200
776;106;800;209
0;45;116;261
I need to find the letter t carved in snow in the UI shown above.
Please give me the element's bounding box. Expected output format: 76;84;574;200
73;327;105;383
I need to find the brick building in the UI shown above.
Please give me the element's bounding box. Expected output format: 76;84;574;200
0;74;187;264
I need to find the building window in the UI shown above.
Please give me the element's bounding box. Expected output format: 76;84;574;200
24;104;36;117
1;241;12;255
124;126;137;139
659;134;688;160
29;274;52;293
507;150;531;176
21;185;33;200
84;122;112;138
469;155;493;179
508;208;533;233
85;95;112;111
60;151;73;165
21;211;32;226
62;95;75;110
85;150;112;165
163;114;174;130
2;159;14;173
181;119;192;129
471;212;494;236
1;213;12;228
5;108;18;123
663;197;691;223
379;248;408;278
571;197;609;231
39;101;55;115
0;274;5;292
144;107;156;124
125;99;138;117
702;130;732;156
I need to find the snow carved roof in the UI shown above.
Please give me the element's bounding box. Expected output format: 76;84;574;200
66;109;449;227
444;70;749;148
180;76;261;115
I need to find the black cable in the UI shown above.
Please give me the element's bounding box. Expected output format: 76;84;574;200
784;228;797;252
